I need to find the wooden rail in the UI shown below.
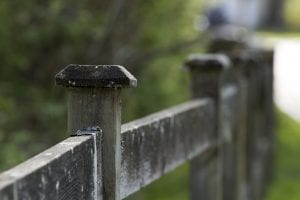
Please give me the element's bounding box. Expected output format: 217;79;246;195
120;99;216;198
0;133;101;199
0;42;274;200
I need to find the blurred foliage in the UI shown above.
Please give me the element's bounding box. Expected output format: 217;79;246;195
284;0;300;29
0;0;203;171
122;52;191;122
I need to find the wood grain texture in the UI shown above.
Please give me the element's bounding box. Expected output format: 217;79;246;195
0;135;101;200
120;99;216;199
68;88;122;200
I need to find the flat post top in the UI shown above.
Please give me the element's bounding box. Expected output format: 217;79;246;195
55;64;137;88
184;54;231;72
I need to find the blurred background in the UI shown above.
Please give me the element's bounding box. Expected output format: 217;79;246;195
0;0;300;199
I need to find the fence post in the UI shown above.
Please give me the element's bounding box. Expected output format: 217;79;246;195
230;53;254;200
55;64;137;200
259;49;275;189
185;54;230;200
207;33;249;200
245;49;274;200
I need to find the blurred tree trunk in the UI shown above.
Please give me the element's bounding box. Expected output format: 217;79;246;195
265;0;285;28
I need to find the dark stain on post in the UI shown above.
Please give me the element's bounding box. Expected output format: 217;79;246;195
55;64;137;88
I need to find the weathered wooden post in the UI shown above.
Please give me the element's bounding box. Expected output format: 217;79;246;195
259;49;275;189
230;52;254;200
55;64;137;200
216;55;243;200
207;33;253;200
185;54;230;200
245;49;274;200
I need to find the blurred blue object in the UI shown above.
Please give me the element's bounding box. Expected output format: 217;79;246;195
206;5;228;28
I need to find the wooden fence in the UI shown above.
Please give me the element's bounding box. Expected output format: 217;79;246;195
0;38;274;200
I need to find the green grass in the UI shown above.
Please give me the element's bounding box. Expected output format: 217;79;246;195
125;111;300;200
125;164;189;200
266;111;300;200
257;31;300;38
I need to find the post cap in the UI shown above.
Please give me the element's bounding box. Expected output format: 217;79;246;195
208;25;248;53
55;64;137;88
184;54;231;72
249;48;274;63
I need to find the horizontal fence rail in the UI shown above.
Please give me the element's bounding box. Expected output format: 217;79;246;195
120;99;216;198
0;133;101;200
0;34;274;200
